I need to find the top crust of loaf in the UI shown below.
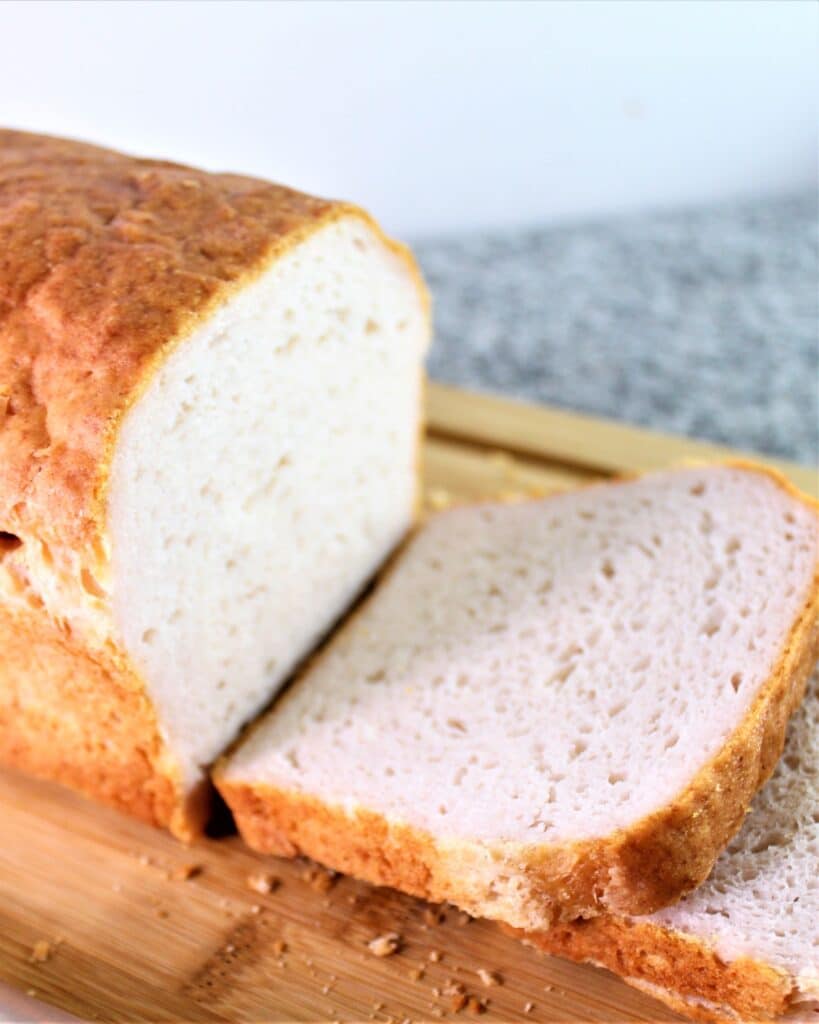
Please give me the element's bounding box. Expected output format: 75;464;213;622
0;129;425;568
0;129;427;836
216;463;819;925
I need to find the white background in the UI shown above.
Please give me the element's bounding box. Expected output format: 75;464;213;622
0;0;816;238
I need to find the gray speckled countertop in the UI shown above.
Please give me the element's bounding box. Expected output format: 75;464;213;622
414;192;818;465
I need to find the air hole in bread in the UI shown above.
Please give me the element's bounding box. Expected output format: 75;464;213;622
550;663;577;686
704;570;721;591
750;831;790;854
701;609;724;638
80;567;106;598
0;531;21;557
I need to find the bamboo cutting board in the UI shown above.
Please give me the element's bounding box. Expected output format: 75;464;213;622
1;383;815;1024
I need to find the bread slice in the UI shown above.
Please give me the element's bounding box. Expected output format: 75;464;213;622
0;129;429;839
217;464;819;926
516;664;819;1024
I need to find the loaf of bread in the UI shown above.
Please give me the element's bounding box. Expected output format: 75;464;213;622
518;665;819;1024
216;465;819;927
0;130;429;839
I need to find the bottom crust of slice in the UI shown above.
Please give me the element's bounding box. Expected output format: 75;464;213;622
511;918;794;1024
0;605;204;840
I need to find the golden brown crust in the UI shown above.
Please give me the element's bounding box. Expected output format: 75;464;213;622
215;463;819;924
1;128;352;557
0;129;426;837
0;603;193;834
510;917;792;1024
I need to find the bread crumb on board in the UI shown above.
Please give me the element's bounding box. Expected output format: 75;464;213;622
29;940;52;964
467;995;487;1014
476;968;502;987
450;992;468;1013
428;949;443;963
168;862;202;881
272;939;287;956
524;1001;535;1014
423;905;446;927
246;872;280;894
367;932;401;957
302;865;338;893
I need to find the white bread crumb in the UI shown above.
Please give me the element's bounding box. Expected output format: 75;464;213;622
367;932;401;957
29;940;52;964
246;872;280;894
476;968;502;987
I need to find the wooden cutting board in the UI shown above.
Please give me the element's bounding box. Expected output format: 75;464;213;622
1;382;815;1024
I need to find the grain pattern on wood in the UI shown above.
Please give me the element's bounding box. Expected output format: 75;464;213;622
426;381;819;497
422;435;594;509
3;380;795;1024
0;769;681;1024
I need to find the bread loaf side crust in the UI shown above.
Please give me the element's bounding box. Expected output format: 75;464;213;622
0;604;192;833
215;464;819;922
0;129;428;837
509;918;792;1024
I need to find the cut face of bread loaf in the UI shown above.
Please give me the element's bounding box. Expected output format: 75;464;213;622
217;465;819;926
0;130;429;838
518;666;819;1024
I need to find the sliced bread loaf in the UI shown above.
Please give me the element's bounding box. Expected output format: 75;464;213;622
0;130;429;838
216;464;819;927
517;665;819;1023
